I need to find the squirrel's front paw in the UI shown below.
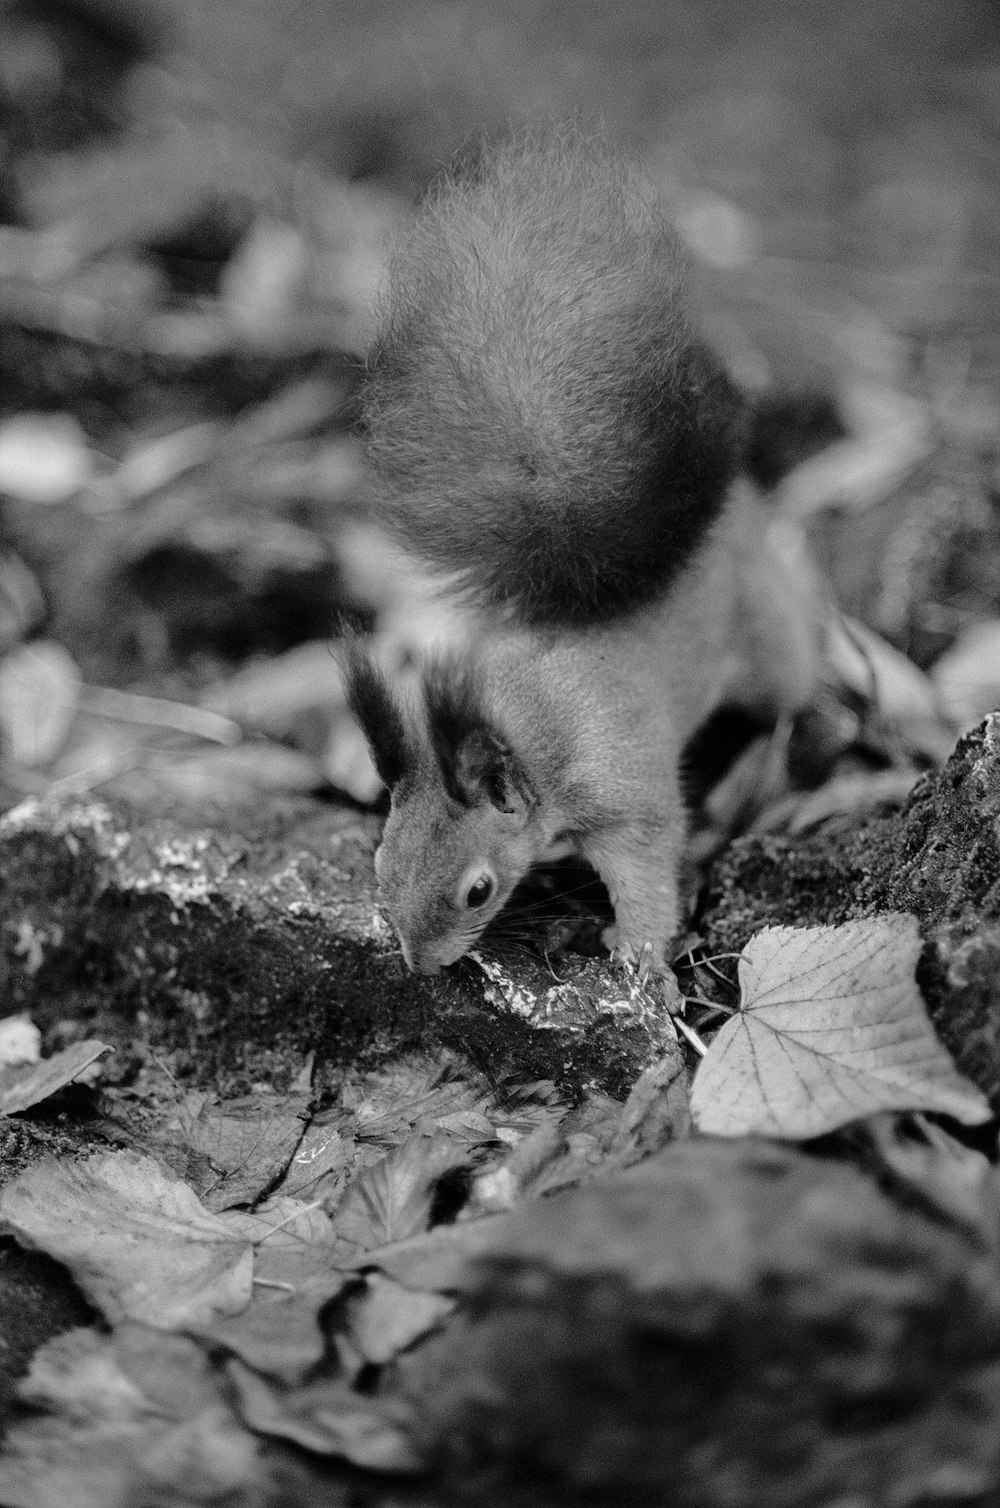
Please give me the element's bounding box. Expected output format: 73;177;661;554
604;928;660;984
603;928;685;1012
603;924;653;970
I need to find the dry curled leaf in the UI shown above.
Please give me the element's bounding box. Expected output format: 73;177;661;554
690;915;991;1139
859;1115;999;1241
192;1273;350;1388
0;639;81;768
0;1326;260;1508
332;1132;471;1254
177;1093;308;1212
342;1272;455;1367
0;1013;41;1068
610;1049;692;1159
226;1358;423;1472
0;414;93;504
0;1037;111;1115
931;620;1000;734
472;1120;566;1213
0;1152;255;1327
357;1216;509;1293
0;548;44;657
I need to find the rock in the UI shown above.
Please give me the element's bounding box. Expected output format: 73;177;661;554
0;794;678;1100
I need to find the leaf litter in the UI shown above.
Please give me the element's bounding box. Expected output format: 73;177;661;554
1;921;998;1501
226;1358;422;1470
0;1326;265;1508
332;1131;472;1255
2;10;999;1500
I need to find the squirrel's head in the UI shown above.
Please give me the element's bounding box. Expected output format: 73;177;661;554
345;649;544;974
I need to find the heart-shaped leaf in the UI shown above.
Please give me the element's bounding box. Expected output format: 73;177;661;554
690;915;991;1139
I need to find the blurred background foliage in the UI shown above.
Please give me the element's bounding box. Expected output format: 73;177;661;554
0;0;998;810
7;0;995;351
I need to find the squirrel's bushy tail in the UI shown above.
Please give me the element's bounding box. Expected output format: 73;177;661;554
361;127;746;627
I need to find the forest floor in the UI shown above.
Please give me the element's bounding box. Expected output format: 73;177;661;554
1;2;1000;1505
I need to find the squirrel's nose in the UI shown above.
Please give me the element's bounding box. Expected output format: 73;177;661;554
411;957;442;977
400;939;442;976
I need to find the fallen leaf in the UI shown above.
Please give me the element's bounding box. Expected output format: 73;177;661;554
0;414;93;504
332;1132;471;1253
397;1135;1000;1507
274;1123;350;1201
201;639;347;730
610;1049;692;1159
774;414;931;519
690;916;992;1139
0;1013;41;1067
0;640;81;767
80;685;240;744
931;620;1000;733
321;712;383;802
432;1108;499;1142
703;722;794;838
342;1272;454;1366
193;1272;350;1385
30;720;146;801
0;1039;111;1115
472;1120;566;1213
836;617;941;724
35;1323;224;1421
226;1357;423;1471
753;768;920;836
109;421;219;504
0;548;44;658
177;1094;308;1212
224;375;347;452
221;217;308;338
858;1114;999;1241
335;1051;494;1144
517;1090;632;1199
358;1216;509;1292
0;1326;260;1508
245;1194;338;1290
826;615;955;762
0;1152;255;1326
23;132;206;261
148;742;322;803
20;1326;153;1421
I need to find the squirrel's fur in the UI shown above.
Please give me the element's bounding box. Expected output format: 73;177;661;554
349;128;823;980
363;128;746;627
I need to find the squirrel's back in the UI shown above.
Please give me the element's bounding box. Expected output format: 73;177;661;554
362;128;747;627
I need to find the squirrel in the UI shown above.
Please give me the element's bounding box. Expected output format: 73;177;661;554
346;127;823;983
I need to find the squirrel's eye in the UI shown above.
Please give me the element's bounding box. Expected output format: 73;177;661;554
465;873;495;909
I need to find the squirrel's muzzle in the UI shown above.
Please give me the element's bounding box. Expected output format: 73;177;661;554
399;937;443;976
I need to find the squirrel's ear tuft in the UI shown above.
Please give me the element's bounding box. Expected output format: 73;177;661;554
342;644;412;790
423;658;534;811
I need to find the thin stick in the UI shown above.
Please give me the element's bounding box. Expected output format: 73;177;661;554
673;1015;708;1057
